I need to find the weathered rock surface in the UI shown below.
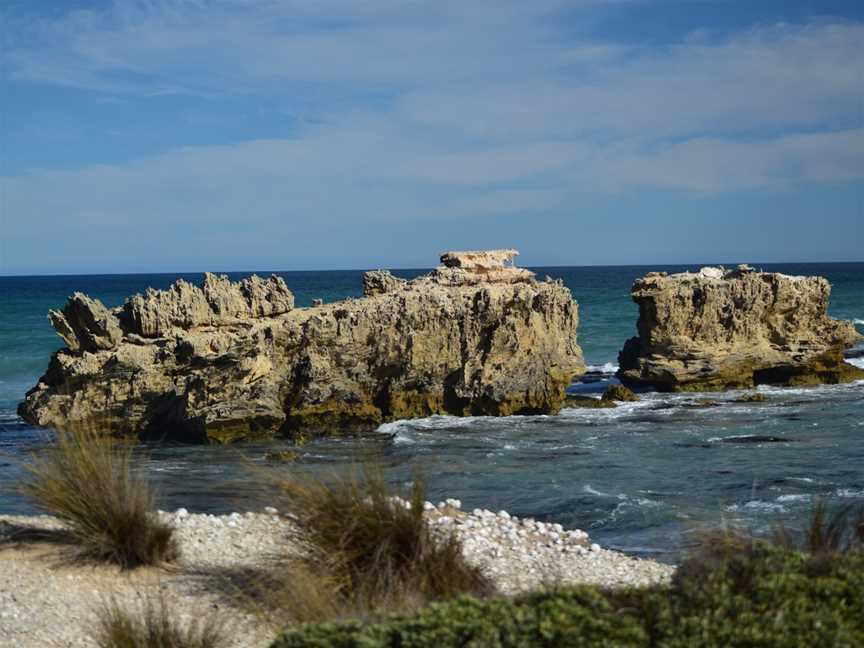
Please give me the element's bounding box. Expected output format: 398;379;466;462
618;266;864;391
19;252;585;442
362;270;407;296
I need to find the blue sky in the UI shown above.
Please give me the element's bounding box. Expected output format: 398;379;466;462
1;0;863;275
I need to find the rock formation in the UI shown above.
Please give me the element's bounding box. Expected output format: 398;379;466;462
618;266;864;391
19;252;585;443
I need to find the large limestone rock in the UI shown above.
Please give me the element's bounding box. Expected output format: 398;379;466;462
618;266;864;391
19;252;585;443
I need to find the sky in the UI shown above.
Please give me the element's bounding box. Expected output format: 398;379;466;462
1;0;863;275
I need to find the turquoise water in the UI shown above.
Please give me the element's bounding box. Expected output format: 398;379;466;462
1;263;863;560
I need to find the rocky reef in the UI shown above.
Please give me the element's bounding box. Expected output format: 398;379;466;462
19;251;585;442
618;265;864;391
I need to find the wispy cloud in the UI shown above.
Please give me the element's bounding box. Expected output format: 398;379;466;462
2;1;862;273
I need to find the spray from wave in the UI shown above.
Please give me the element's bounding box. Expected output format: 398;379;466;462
586;362;619;374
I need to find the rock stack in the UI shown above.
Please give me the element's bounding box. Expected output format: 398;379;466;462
618;265;863;391
19;251;586;442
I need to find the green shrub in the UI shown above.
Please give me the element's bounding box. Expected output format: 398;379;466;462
271;506;864;647
18;427;176;568
272;588;650;648
95;596;228;648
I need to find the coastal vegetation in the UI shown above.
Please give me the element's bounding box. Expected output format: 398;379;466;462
95;596;228;648
272;504;864;647
17;427;176;568
250;469;493;625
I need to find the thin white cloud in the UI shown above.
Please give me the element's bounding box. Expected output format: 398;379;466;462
2;2;863;272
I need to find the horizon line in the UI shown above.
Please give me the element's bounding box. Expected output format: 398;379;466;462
2;259;863;280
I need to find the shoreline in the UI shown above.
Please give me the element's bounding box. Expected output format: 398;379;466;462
0;503;673;648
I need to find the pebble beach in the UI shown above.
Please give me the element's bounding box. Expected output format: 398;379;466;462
0;502;674;648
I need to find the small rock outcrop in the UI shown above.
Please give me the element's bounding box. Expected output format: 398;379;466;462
601;384;639;402
19;251;585;443
362;270;407;296
618;266;864;391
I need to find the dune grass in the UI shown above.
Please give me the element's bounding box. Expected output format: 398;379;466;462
95;597;228;648
18;427;176;568
249;467;493;625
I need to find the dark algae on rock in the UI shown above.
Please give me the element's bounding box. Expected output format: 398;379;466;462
618;265;863;391
18;251;586;442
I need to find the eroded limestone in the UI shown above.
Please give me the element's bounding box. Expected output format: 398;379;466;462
19;252;585;442
618;266;863;391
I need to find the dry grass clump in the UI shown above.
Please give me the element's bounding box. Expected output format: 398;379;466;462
18;427;176;568
677;499;864;588
256;468;493;624
95;597;228;648
774;499;864;555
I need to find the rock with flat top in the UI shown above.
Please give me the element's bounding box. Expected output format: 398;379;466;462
440;249;518;269
19;251;585;443
618;266;863;391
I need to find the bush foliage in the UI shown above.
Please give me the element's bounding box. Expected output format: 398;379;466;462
272;505;864;648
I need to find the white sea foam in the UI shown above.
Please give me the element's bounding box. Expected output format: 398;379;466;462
776;494;810;503
586;362;619;374
560;398;653;418
726;500;787;513
853;319;864;325
845;357;864;369
836;488;864;499
582;484;612;498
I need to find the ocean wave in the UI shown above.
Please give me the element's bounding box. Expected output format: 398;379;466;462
376;415;479;434
726;500;787;513
836;488;864;498
586;362;619;374
845;357;864;369
776;494;810;503
853;319;864;325
582;484;613;498
560;398;654;418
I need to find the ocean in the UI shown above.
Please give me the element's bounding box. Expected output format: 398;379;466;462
1;263;863;561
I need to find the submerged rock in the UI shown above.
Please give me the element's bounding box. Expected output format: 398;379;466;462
734;393;768;403
19;250;585;443
563;395;617;409
618;266;864;391
601;384;639;402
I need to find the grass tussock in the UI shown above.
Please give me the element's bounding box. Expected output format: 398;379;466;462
273;502;864;647
254;468;493;625
95;597;228;648
18;427;176;568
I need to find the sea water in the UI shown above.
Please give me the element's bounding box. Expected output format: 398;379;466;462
1;263;862;560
